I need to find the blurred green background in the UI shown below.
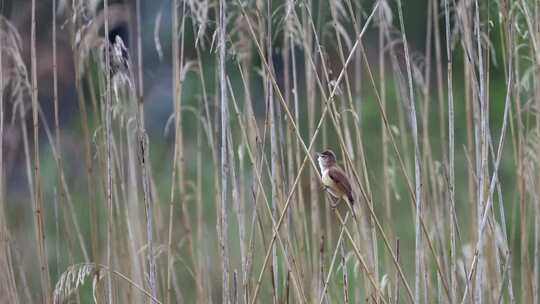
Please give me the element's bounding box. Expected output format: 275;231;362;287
1;0;536;302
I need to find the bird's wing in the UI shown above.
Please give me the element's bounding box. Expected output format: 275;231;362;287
328;167;352;196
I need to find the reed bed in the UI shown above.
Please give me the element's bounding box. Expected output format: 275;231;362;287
0;0;539;303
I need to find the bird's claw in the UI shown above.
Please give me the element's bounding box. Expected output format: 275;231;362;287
330;199;339;209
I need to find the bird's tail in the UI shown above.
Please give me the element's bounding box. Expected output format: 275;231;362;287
347;193;354;205
346;194;357;220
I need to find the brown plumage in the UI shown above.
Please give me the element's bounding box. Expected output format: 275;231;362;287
327;167;354;204
317;149;354;206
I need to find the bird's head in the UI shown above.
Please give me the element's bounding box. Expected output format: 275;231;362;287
316;149;337;169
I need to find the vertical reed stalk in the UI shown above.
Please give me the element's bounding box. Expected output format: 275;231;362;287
103;1;114;302
219;0;231;302
166;0;179;302
396;0;422;301
443;0;457;302
30;0;51;302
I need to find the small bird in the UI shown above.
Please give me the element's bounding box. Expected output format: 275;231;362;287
316;149;354;208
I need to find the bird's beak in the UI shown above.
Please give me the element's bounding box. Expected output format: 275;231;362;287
315;152;321;158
